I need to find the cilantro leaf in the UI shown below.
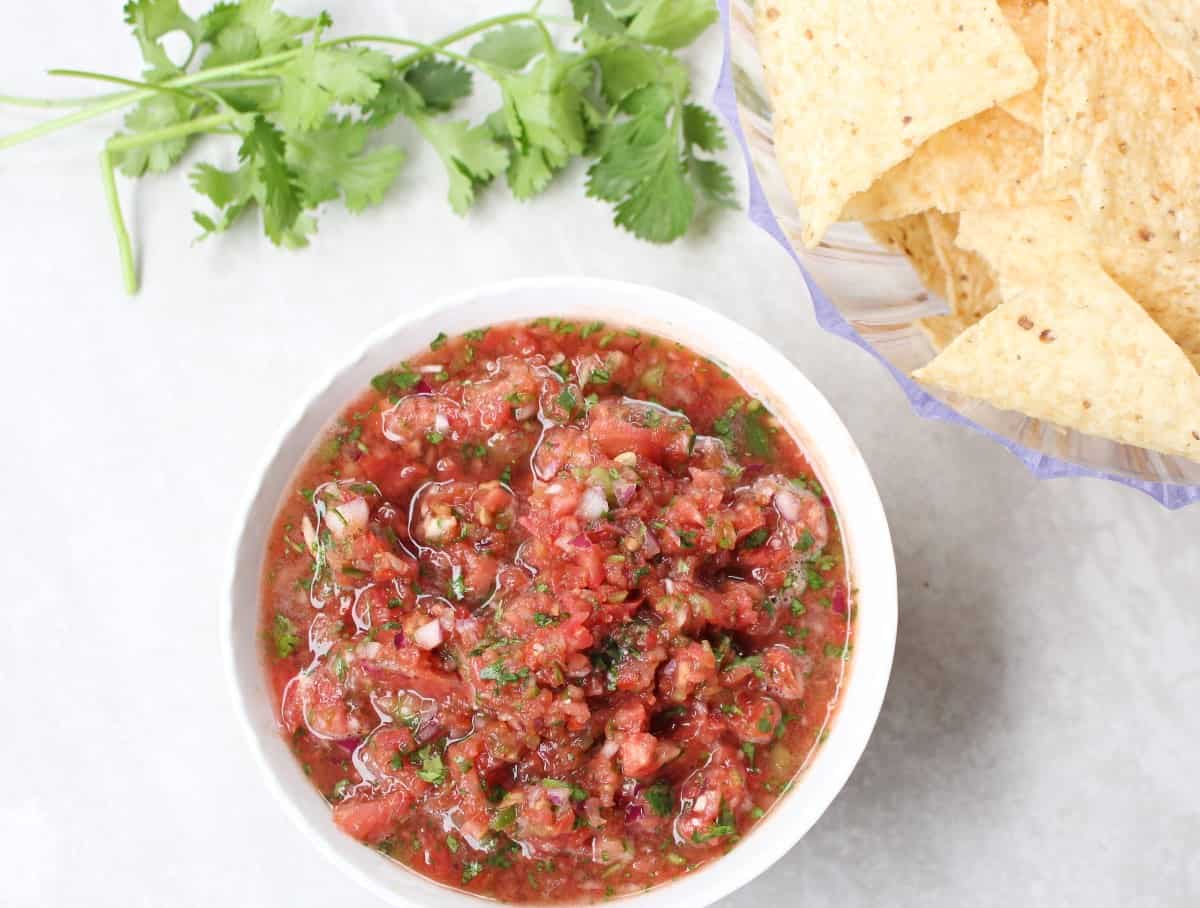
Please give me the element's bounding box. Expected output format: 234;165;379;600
498;57;590;171
413;117;509;214
123;0;200;79
570;0;626;37
338;147;407;212
190;160;252;209
741;527;770;549
197;2;239;42
461;861;483;884
682;103;726;153
742;407;773;458
189;160;256;236
585;110;671;203
417;747;446;785
272;613;299;658
202;24;262;70
112;94;197;176
479;660;527;686
612;141;693;243
470;24;545;71
506;145;555;200
490;804;518;830
211;0;319;56
362;75;424;128
627;0;720;50
403;58;474;112
595;44;684;106
688;157;736;208
284;116;406;212
644;782;673;817
238;115;303;244
277;47;392;132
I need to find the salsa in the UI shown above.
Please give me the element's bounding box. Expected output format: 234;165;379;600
260;318;853;902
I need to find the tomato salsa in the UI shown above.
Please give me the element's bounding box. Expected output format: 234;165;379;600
260;318;853;902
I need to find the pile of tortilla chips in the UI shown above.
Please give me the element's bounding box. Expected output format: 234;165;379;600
757;0;1200;463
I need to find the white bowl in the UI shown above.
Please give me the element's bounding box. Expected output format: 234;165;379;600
224;276;897;908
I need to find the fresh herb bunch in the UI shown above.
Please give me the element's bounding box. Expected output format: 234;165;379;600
0;0;734;293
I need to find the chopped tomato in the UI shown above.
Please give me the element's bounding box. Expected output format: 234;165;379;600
261;320;851;903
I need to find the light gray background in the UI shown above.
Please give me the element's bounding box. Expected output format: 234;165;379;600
2;3;1197;907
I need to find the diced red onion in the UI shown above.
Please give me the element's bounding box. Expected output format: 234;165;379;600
434;412;449;434
774;489;803;523
414;379;433;394
613;480;637;506
514;404;537;421
334;737;361;754
413;619;443;650
392;630;406;649
571;533;592;549
642;532;660;559
832;583;848;614
600;739;620;758
326;497;369;541
356;640;382;659
577;486;607;520
415;721;442;745
624;803;645;823
545;786;571;808
419;364;445;373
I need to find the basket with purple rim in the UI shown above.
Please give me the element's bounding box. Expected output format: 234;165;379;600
711;0;1200;509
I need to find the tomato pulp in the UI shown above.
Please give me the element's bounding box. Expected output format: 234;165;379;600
260;318;853;902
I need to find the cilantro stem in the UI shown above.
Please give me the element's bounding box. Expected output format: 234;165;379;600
531;20;558;58
99;110;241;294
325;36;484;72
105;111;240;153
0;93;143;150
99;148;136;295
0;92;119;108
334;11;542;66
1;12;538;151
49;69;203;104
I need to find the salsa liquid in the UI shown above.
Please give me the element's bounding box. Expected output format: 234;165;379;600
261;318;852;902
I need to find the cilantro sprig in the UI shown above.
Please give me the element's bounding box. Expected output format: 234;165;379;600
1;0;733;293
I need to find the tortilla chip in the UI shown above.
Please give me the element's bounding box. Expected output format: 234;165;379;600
914;254;1200;461
1104;247;1200;370
925;210;1004;321
920;212;1004;350
959;203;1200;368
756;0;1037;245
868;212;1005;351
998;0;1050;128
1119;0;1200;79
1044;0;1200;254
957;201;1091;280
864;215;946;297
917;315;975;352
842;108;1067;222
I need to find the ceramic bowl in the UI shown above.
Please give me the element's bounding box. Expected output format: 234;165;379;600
224;276;898;907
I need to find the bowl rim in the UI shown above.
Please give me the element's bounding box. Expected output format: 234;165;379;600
222;275;898;908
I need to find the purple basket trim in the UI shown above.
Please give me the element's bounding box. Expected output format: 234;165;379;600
712;0;1200;510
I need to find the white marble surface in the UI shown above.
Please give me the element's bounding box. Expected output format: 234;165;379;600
1;3;1198;907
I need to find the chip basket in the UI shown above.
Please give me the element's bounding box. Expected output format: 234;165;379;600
713;0;1200;509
